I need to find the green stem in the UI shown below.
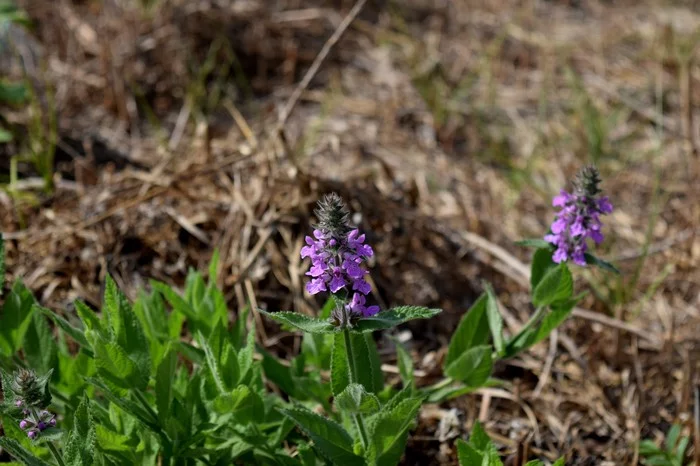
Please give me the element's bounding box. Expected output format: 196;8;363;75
343;328;370;450
133;389;159;424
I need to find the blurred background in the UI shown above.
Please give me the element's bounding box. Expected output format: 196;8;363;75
1;0;699;464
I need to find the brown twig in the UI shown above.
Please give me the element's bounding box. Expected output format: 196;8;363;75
275;0;368;131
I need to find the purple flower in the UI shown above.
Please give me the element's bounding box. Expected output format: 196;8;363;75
15;400;22;407
37;421;47;431
49;418;56;427
301;193;382;324
346;293;381;317
19;419;29;430
28;430;37;440
545;167;612;266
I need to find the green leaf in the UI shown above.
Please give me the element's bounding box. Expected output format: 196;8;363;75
352;306;442;333
515;239;552;249
0;232;5;295
258;310;336;334
39;307;90;350
367;397;422;466
331;332;383;395
64;395;97;466
95;425;132;452
532;297;580;345
85;378;159;432
0;81;27;104
331;333;350;396
74;300;103;333
0;280;36;356
470;421;491;451
584;252;620;274
457;439;483;466
552;459;566;466
0;127;12;142
391;336;414;389
445;294;490;368
23;308;58;374
485;284;504;356
0;438;52;466
445;345;493;387
279;407;364;466
199;332;228;393
237;314;256;383
532;263;573;308
155;345;177;423
335;383;381;414
212;385;263;425
87;330;146;391
530;248;556;292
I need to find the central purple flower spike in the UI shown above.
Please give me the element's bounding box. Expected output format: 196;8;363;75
301;193;380;320
545;166;613;266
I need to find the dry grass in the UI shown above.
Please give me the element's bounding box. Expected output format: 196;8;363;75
1;0;699;464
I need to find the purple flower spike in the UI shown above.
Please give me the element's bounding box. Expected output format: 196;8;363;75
545;167;612;266
15;400;22;407
302;193;382;325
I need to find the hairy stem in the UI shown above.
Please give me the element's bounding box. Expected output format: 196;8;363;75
343;328;370;450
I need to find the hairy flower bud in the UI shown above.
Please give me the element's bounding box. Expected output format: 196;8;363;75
9;369;53;409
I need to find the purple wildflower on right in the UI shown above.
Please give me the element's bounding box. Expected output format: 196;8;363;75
544;166;613;266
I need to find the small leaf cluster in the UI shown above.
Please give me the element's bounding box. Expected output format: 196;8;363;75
456;421;564;466
639;425;689;466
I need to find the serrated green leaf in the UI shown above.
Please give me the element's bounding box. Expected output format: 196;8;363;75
0;438;52;466
280;407;364;466
530;248;556;293
584;253;620;274
155;345;176;423
258;310;336;334
457;438;483;466
335;383;381;414
95;425;132;452
87;330;146;391
367;397;422;466
0;280;36;356
199;332;227;393
237;314;256;383
532;264;573;308
515;239;552;249
445;345;493;387
23;308;58;374
352;306;442;333
74;299;103;334
64;395;97;466
445;294;490;368
484;284;504;355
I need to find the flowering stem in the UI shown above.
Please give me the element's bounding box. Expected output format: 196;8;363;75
343;328;370;450
28;407;64;466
